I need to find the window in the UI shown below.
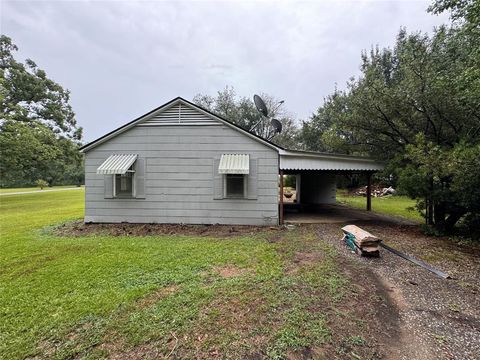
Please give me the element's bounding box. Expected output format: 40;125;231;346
114;166;135;198
225;174;246;198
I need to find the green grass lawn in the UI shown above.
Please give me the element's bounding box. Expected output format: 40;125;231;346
1;189;377;359
336;190;423;222
0;185;82;194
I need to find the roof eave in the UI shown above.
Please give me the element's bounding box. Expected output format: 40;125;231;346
279;149;384;171
279;149;382;163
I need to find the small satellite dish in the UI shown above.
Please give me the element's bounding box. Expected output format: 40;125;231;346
271;118;282;134
253;94;268;117
252;93;285;140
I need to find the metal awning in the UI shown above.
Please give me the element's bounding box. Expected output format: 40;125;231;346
218;154;250;174
97;154;138;175
279;150;384;171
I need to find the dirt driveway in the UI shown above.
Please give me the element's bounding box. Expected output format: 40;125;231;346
315;222;480;360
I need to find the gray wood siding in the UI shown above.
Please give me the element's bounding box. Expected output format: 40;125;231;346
84;121;279;225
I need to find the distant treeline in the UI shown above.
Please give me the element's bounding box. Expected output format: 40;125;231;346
0;35;83;188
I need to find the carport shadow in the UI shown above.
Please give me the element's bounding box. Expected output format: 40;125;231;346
284;203;417;226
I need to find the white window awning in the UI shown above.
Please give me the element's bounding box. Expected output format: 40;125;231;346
218;154;250;174
97;154;138;175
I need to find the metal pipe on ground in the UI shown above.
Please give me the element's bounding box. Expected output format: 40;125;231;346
379;242;450;279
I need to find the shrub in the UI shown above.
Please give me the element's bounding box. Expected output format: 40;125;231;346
284;175;296;188
35;179;49;190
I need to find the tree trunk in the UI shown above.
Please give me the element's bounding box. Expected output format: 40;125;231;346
434;201;446;230
427;198;434;225
427;176;434;225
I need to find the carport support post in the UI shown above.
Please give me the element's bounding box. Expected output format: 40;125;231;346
279;170;284;225
366;172;372;211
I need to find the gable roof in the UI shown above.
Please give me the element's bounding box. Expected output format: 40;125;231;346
79;97;283;153
79;96;384;172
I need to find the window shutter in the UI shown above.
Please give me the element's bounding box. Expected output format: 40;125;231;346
247;159;258;199
213;158;224;199
135;158;146;199
104;175;114;199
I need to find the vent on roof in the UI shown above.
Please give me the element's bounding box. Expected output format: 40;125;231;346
138;103;219;126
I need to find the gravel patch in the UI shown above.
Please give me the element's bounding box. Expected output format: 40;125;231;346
310;222;480;360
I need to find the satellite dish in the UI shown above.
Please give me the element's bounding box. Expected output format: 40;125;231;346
252;94;285;140
271;118;282;134
253;94;268;117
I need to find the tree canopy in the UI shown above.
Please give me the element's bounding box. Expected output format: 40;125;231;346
299;0;480;234
0;35;84;187
193;87;300;149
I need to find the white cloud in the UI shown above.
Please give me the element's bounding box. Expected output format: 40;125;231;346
1;0;448;141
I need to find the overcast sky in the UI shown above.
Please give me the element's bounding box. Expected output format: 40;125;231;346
2;0;448;142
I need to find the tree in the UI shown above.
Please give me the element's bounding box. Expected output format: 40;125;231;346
193;86;300;149
429;0;480;27
299;2;480;234
0;35;83;187
299;90;365;155
399;136;480;232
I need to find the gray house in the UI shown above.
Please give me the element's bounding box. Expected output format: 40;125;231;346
80;97;383;225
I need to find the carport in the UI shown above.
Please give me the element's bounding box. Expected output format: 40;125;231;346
278;150;384;224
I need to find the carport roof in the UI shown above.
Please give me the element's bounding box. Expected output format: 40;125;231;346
279;149;384;171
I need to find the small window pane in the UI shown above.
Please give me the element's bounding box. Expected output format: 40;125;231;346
226;174;244;198
115;172;133;197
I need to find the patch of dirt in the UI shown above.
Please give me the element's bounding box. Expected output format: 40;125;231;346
286;347;326;360
29;321;98;360
212;265;248;278
266;232;283;243
53;220;277;239
67;321;94;343
25;339;56;360
292;251;323;266
323;257;403;360
286;251;324;275
136;285;179;309
100;331;178;360
177;288;270;359
105;340;175;360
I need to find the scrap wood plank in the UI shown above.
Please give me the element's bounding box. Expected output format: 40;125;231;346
341;225;450;279
341;225;380;246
